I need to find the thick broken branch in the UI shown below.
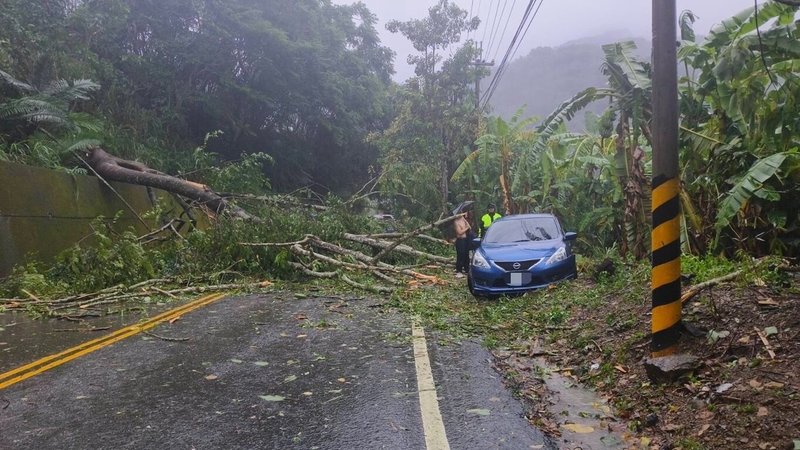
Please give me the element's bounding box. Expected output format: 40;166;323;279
343;233;452;265
681;258;774;304
86;147;258;221
681;270;743;304
362;233;449;246
368;213;464;265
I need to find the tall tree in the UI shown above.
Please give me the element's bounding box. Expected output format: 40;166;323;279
378;0;481;217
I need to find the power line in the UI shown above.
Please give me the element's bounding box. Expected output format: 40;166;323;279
489;0;517;63
479;0;537;107
486;0;511;62
480;0;495;48
506;0;543;63
484;0;504;58
481;0;545;108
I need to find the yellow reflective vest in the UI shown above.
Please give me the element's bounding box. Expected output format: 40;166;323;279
480;212;502;236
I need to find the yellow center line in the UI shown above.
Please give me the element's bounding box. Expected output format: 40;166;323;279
412;321;450;450
0;292;227;390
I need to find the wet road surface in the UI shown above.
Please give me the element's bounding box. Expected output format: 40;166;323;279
0;293;551;449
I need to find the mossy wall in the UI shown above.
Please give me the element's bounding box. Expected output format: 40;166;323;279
0;161;201;277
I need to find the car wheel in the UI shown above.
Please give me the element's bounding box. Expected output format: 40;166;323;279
467;275;487;299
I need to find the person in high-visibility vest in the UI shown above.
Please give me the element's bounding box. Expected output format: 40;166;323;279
480;203;502;238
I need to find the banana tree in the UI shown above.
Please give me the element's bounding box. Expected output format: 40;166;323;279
451;110;535;215
514;41;654;259
678;1;800;255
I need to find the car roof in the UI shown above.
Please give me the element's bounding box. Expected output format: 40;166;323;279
495;213;557;221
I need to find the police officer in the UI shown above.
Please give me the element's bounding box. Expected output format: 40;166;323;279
480;203;502;238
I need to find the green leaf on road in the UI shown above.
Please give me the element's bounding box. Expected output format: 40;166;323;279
259;395;285;402
284;375;298;382
253;361;269;367
230;358;243;364
764;327;778;337
466;409;491;416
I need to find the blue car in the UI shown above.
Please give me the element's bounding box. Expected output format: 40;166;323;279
468;214;577;297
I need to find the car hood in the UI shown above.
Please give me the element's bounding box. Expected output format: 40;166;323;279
480;241;561;262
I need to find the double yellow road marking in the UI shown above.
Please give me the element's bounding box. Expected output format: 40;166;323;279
0;292;227;390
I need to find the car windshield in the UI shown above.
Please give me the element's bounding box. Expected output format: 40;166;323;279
483;217;561;244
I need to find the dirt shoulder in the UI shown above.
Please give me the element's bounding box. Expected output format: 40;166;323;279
488;261;799;450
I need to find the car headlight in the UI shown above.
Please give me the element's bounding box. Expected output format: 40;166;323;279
472;251;490;269
546;247;567;265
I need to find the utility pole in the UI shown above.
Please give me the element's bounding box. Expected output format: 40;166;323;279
650;0;682;358
472;41;495;110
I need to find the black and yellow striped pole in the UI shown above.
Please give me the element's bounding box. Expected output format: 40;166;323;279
651;0;681;357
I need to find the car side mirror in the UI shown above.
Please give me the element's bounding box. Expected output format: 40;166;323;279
564;232;577;241
470;237;482;250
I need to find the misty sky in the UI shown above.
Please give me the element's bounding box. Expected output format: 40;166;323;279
332;0;755;81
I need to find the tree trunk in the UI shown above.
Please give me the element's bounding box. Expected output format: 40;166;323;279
86;148;257;221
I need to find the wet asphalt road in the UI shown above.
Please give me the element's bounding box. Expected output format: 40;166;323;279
0;293;550;449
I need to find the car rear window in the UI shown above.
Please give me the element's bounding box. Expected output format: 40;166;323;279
484;217;561;243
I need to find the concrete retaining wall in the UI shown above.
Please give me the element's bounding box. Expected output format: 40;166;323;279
0;161;199;277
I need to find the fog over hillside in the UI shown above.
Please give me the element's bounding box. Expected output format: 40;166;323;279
487;32;651;129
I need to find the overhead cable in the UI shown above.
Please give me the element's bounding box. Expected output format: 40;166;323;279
484;0;505;58
481;0;545;108
489;0;518;63
479;0;537;107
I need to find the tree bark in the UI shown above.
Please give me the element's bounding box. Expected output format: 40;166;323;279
86;147;258;221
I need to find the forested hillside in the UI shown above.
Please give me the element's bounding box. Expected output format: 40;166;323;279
488;34;650;128
0;0;394;193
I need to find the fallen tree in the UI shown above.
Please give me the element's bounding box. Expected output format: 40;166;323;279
85;147;258;221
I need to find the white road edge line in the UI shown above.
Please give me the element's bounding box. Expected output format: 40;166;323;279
412;321;451;450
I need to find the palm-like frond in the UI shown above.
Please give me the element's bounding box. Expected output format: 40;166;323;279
679;10;697;42
1;70;100;132
43;79;101;103
715;152;793;230
512;87;612;192
706;2;794;49
0;69;34;93
602;41;651;91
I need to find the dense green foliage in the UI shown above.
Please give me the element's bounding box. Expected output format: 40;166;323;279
0;0;394;193
0;203;383;298
445;2;800;258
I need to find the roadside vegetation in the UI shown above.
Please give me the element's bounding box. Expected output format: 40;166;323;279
1;1;799;449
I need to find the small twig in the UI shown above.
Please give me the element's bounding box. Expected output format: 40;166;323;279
340;274;394;294
143;331;190;342
152;287;179;299
54;326;112;333
137;220;178;242
241;236;313;248
754;326;776;359
21;289;41;302
591;340;603;353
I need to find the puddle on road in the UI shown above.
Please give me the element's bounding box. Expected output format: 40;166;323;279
0;302;178;372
